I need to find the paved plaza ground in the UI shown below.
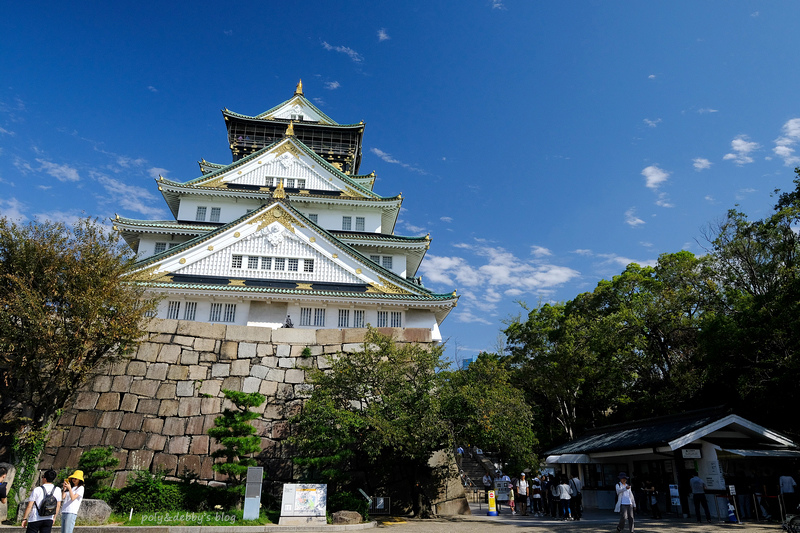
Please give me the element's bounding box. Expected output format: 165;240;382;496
375;502;786;532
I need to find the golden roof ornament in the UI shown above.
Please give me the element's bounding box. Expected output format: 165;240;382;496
294;79;303;96
285;121;295;137
273;179;286;199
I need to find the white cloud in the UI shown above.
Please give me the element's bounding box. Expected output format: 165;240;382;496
531;245;552;257
36;159;80;182
0;127;15;136
597;253;657;269
705;195;715;202
322;41;363;62
643;118;661;128
648;74;656;79
370;147;427;174
723;135;760;165
440;216;453;223
0;197;27;221
377;28;390;41
324;81;341;90
148;167;169;179
313;98;326;106
773;118;800;166
693;157;712;171
641;165;669;189
147;86;158;93
32;210;84;226
572;249;593;256
93;172;164;218
698;108;718;114
655;192;674;208
491;0;506;9
625;208;645;227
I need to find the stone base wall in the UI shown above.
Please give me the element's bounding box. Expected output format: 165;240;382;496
40;319;434;491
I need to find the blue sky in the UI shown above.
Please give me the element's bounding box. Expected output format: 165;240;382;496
2;2;800;360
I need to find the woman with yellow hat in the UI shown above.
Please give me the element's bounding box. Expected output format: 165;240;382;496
61;470;85;533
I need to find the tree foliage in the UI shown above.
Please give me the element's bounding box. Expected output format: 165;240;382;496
0;217;157;485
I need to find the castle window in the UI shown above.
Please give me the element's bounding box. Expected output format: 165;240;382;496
355;217;365;231
261;257;272;270
274;258;285;270
377;311;388;327
248;256;259;269
342;216;352;231
286;179;295;188
232;255;243;269
354;310;365;328
314;308;326;326
382;256;393;270
210;303;236;323
154;242;167;254
338;309;349;328
210;207;221;222
308;213;318;223
224;303;237;322
391;311;402;328
370;255;380;263
300;307;312;326
288;258;299;272
298;179;306;188
196;206;207;221
166;301;181;320
304;259;314;273
183;302;197;321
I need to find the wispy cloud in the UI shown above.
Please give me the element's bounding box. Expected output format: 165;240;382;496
641;165;669;189
597;253;657;269
723;135;760;165
324;81;341;90
773;118;800;166
148;167;169;179
377;28;390;41
693;157;712;171
698;108;718;114
625;208;645;227
0;198;27;221
643;118;662;128
147;86;158;93
531;245;552;258
37;159;80;182
490;0;506;9
370;148;427;174
92;172;164;218
0;127;15;136
440;216;453;223
648;74;656;80
322;41;363;62
655;192;674;208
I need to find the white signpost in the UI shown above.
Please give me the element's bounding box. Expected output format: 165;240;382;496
279;484;327;526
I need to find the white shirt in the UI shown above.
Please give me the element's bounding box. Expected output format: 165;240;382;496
27;484;62;522
62;484;84;514
517;479;529;495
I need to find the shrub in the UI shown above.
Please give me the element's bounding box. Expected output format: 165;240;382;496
113;470;184;512
79;446;120;496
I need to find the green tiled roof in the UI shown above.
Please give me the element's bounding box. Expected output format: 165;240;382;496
115;217;217;232
224;93;343;126
330;230;429;243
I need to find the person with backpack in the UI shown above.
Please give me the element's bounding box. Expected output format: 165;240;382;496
60;470;85;533
21;469;62;533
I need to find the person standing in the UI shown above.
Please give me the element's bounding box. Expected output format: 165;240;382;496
779;472;798;513
0;466;8;505
61;470;85;533
689;470;712;522
21;469;62;533
557;476;572;520
515;472;529;516
482;471;493;503
531;475;543;516
569;473;583;520
615;472;636;533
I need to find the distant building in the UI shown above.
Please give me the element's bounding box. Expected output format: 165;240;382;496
114;81;458;339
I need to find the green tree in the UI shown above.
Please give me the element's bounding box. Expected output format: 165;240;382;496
0;217;157;498
208;389;266;495
440;352;537;473
79;446;120;498
291;328;448;517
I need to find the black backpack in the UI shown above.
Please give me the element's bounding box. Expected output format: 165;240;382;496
36;485;58;516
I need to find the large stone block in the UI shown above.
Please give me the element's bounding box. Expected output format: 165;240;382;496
111;375;134;393
173;335;194;347
74;392;100;410
251;365;269;379
135;343;160;362
278;358;294;369
53;447;72;470
263;403;284;420
163;417;186;436
122;431;147;450
273;328;317;344
296;356;314;368
199;351;217;363
110;359;130;375
221;376;241;391
104;429;125;448
147;434;167;451
78;499;112;525
149;318;178;334
156;383;177;399
285;400;303;418
178;454;202;477
96;392;121;411
180;350;199;365
342;328;368;343
64;427;82;446
167;365;189;381
290;345;308;357
238;342;257;358
295;384;314;398
75;411;100;427
242;376;261;393
136;399;161;416
167;436;190;455
186;416;205;435
92;375;113;393
259;380;278;397
316;328;344;345
120;394;139;412
402;328;433;343
200;397;220;414
193;337;216;352
317;355;333;370
226;324;272;343
266;368;285;382
97;411;124;429
127;361;147;376
177;321;226;338
230;359;250;376
119;413;144;431
149;333;174;344
271;422;289;439
220;341;239;360
257;343;274;357
211;363;230;378
187;365;208;381
80;427;104;447
276;383;294;400
142;417;165;433
158;399;179;417
285;369;305;384
178;398;202;417
275;344;291;358
130;379;160;397
176;380;195;397
47;430;65;447
190;435;209;455
153;452;178;474
157;344;181;364
145;362;169;380
199;379;222;397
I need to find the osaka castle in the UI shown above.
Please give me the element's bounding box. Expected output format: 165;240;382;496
114;81;457;340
